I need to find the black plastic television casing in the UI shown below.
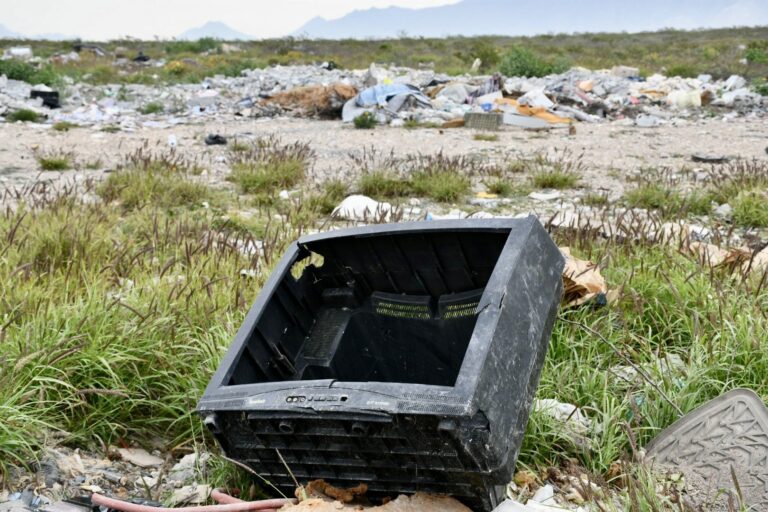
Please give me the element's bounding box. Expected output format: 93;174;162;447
197;218;564;511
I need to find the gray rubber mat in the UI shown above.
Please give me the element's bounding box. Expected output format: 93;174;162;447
647;389;768;508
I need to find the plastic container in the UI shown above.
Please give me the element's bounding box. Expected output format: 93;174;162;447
198;218;564;510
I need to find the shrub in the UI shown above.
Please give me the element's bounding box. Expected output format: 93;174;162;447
470;41;500;71
0;60;60;86
7;109;40;122
624;184;679;210
531;170;579;189
52;121;78;132
37;152;72;171
499;46;569;78
165;37;220;55
140;102;164;115
354;112;377;129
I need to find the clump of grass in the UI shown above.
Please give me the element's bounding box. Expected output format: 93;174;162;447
84;159;104;170
37;150;73;171
0;175;317;476
228;136;313;195
582;193;609;207
98;147;210;209
485;178;513;196
140;102;164;115
7;109;40;123
474;133;499;142
229;141;250;153
532;170;579;189
353;112;377;129
411;169;470;202
359;170;411;198
527;152;583;189
52;121;78;132
312;179;349;214
732;189;768;227
624;183;678;210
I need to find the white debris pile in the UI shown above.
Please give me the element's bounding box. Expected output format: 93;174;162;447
0;60;765;128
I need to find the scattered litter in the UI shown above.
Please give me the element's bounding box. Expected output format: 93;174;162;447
3;47;33;60
691;153;729;164
560;247;607;307
647;388;768;509
464;112;503;130
534;398;592;434
0;62;763;130
30;90;60;109
265;83;357;119
281;493;471;511
170;485;211;505
331;195;393;221
529;191;561;201
204;134;227;146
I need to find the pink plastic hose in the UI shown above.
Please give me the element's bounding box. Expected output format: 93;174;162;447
91;493;294;512
211;490;244;504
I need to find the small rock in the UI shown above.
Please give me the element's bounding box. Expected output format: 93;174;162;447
635;114;663;128
714;203;733;220
171;485;211;505
564;488;585;505
117;448;163;468
529;191;561;201
136;475;158;488
530;484;555;505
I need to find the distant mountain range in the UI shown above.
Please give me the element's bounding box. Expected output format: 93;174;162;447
294;0;768;38
0;24;24;39
0;23;77;41
178;21;253;40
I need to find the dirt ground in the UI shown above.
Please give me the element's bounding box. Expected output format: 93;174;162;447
1;117;766;200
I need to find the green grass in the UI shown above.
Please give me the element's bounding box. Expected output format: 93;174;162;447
6;26;766;87
98;149;211;210
353;112;377;129
473;133;499;142
532;170;579;189
411;170;470;202
227;137;313;196
732;189;768;227
37;152;72;171
7;109;40;123
140;102;164;115
3;145;768;509
582;193;610;207
624;183;678;210
485;178;513;196
84;159;103;170
500;45;570;78
527;152;583;190
52;121;78;132
229;141;250;153
359;170;410;198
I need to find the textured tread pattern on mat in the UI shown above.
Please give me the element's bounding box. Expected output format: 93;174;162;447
646;388;768;508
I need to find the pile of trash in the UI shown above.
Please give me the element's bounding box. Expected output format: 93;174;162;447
0;58;765;130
